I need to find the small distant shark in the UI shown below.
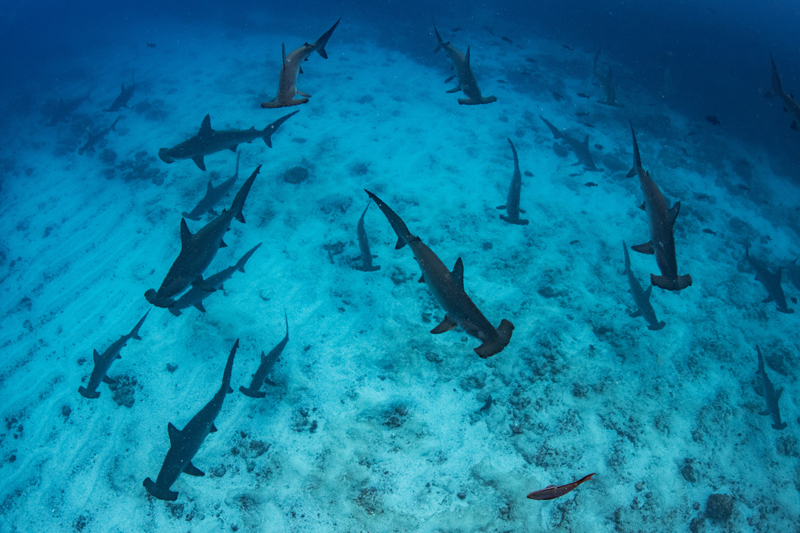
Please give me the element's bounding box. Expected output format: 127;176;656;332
48;92;91;126
755;345;787;430
78;312;149;399
365;190;514;357
592;50;624;108
496;138;528;225
78;116;121;155
169;243;262;316
764;53;800;132
260;18;340;109
240;311;290;398
143;339;239;501
539;116;599;171
159;112;297;171
104;73;135;112
182;151;240;220
622;241;665;331
352;200;381;272
145;166;259;308
433;23;497;105
627;122;692;291
745;247;793;314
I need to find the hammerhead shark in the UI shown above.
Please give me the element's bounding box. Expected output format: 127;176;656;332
143;339;238;501
626;123;692;291
260;18;340;109
745;247;794;314
755;346;787;430
764;53;800;132
622;241;665;331
169;243;262;316
539;116;599;171
48;92;91;126
240;311;289;398
78;116;121;155
78;311;148;399
352;200;381;272
365;190;514;357
593;50;624;108
182;151;240;220
104;73;135;112
145;166;259;308
496;138;528;225
159;112;297;171
433;24;497;105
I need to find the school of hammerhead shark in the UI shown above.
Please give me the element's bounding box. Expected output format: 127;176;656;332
72;17;794;504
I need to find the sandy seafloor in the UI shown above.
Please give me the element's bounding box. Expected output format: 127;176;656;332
1;14;799;533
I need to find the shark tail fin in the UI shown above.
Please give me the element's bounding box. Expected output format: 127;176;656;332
765;53;782;98
221;339;239;392
261;110;299;148
651;273;692;291
314;17;341;59
474;319;514;359
143;478;178;501
236;243;262;273
231;166;260;224
129;311;149;340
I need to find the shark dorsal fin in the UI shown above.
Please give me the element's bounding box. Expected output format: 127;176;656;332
465;46;471;66
199;115;213;136
668;201;681;226
180;218;192;244
260;350;267;363
206;179;214;193
93;349;101;363
281;43;286;70
452;258;464;289
167;422;180;444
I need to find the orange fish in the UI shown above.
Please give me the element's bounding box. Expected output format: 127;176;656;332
527;473;595;501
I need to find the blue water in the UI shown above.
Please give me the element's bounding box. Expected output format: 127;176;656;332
1;1;799;531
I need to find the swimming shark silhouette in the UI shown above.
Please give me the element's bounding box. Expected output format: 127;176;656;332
78;116;121;155
433;23;497;105
145;167;259;308
260;18;340;108
626;122;692;291
48;92;91;126
143;339;238;501
745;247;793;314
104;73;135;112
159;112;297;171
240;311;289;398
593;50;624;108
182;151;240;220
755;345;787;430
78;311;149;399
764;53;800;132
622;241;665;331
365;190;514;357
352;200;381;272
539;116;599;171
496;138;528;225
168;243;261;316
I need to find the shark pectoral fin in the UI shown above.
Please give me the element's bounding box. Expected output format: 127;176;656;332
668;201;681;226
167;422;180;444
92;349;101;363
194;302;207;313
446;86;462;94
299;65;304;74
395;238;407;250
192;156;206;171
219;239;228;248
183;462;205;477
638;202;646;211
629;310;643;318
445;75;456;83
758;409;770;416
418;274;425;283
452;258;464;289
210;424;218;433
626;168;636;178
465;46;471;66
631;241;655;255
762;296;774;303
297;90;311;97
431;316;458;334
102;375;116;384
265;378;279;387
520;208;526;213
496;205;506;210
227;385;233;393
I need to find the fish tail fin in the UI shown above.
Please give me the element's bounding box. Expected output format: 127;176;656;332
261;110;299;147
314;17;340;59
129;311;149;340
231;166;260;223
